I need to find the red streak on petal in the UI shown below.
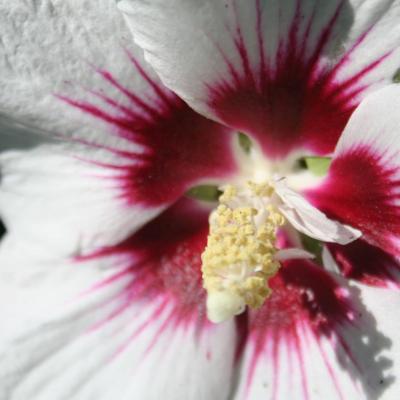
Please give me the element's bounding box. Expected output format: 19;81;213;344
79;198;212;356
59;55;238;207
245;259;356;397
307;145;400;256
293;324;310;400
207;1;390;158
315;334;346;400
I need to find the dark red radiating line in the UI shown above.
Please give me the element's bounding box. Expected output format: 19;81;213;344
207;0;393;159
78;198;212;360
58;53;238;207
95;68;162;118
125;50;173;107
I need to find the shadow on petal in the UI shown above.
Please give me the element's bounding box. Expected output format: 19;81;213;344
237;258;395;399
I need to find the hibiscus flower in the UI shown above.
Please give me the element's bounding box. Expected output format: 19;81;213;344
1;0;400;399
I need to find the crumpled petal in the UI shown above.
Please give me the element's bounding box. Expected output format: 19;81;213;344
0;0;142;143
274;178;361;244
275;248;314;261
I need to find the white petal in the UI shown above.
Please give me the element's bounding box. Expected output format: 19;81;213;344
0;238;237;400
119;0;400;157
322;245;342;274
0;0;160;146
0;145;163;256
275;248;315;261
334;85;400;156
274;179;361;244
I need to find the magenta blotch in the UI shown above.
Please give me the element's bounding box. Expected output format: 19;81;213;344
207;0;391;158
59;55;238;207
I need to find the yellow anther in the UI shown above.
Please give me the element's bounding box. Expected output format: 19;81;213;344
247;181;274;197
219;185;237;202
266;205;286;226
201;181;285;323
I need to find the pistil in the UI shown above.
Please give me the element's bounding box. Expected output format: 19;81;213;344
201;182;285;323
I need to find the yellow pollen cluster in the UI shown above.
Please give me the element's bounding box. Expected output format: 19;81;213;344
201;183;285;319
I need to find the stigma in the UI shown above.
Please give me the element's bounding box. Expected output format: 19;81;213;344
201;182;285;323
